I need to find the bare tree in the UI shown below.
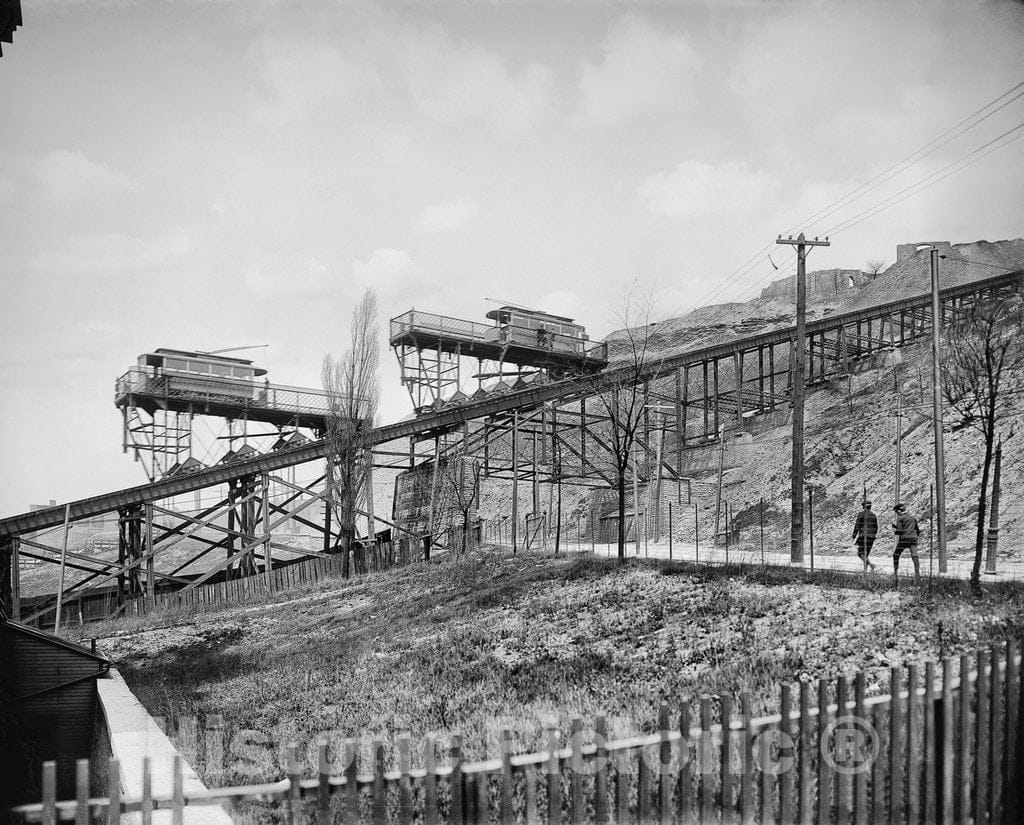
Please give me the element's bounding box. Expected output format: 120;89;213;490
595;294;659;561
437;446;484;554
942;294;1024;589
865;259;886;279
322;289;380;573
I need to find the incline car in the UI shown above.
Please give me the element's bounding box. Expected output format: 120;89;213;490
128;348;268;404
483;306;593;355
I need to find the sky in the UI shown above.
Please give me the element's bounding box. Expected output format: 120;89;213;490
1;0;1023;517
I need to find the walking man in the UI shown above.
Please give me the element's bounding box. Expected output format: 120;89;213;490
892;503;921;585
852;500;878;571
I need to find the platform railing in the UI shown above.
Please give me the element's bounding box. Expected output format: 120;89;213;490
114;370;371;418
390;310;495;343
390;311;609;361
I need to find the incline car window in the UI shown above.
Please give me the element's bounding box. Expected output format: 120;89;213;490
166;358;188;371
211;363;230;377
188;360;210;373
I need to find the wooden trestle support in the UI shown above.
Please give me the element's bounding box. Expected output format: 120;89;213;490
1;270;1020;623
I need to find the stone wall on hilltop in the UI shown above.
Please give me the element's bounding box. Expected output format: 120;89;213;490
759;269;872;302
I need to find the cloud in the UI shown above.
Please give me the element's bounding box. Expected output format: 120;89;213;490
246;38;383;128
537;290;583;320
243;254;334;298
577;15;702;127
639;159;777;219
352;248;424;297
400;28;554;138
31;150;136;202
30;230;192;275
246;23;552;138
413;199;479;234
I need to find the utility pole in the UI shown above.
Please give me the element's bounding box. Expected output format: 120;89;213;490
511;409;519;554
714;423;726;542
632;440;641;555
777;232;830;563
925;245;949;571
985;438;1002;575
892;394;904;505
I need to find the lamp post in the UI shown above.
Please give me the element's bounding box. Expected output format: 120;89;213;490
920;244;948;572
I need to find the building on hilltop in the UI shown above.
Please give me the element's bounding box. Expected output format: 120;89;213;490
896;241;952;262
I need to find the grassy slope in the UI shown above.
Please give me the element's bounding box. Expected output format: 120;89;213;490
79;548;1024;784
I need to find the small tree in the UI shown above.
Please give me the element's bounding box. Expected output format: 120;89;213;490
942;294;1024;589
438;446;484;554
865;259;886;278
322;289;380;573
595;295;658;562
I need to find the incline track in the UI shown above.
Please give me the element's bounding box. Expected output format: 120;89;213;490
2;269;1019;537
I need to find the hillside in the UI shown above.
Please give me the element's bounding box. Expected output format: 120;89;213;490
474;237;1024;566
80;550;1024;786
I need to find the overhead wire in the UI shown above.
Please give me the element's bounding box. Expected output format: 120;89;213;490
796;80;1024;233
683;80;1024;313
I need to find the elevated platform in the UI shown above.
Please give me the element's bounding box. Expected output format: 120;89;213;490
114;370;334;430
389;309;608;373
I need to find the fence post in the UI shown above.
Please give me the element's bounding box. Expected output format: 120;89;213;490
700;698;714;825
107;759;121;825
759;722;773;825
399;735;413;825
939;658;954;825
679;702;693;825
318;744;332;825
346;739;360;825
721;694;735;825
451;734;465;825
373;738;386;825
41;761;56;825
958;654;971;824
759;497;765;566
989;643;1003;825
907;664;921;824
975;648;990;825
871;702;886;825
526;765;539;825
853;671;867;825
1006;638;1020;817
798;681;812;825
836;675;850;825
571;716;585;825
286;744;301;825
779;684;793;825
659;703;672;825
595;716;610;825
740;693;754;825
669;502;673;560
816;679;830;825
923;660;936;825
424;736;438;825
142;756;153;825
637;730;651;824
501;729;514;825
889;667;904;824
547;726;562;825
694;504;699;565
75;758;89;825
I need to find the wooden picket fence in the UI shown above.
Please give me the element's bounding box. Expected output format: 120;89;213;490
123;553;348;617
10;639;1023;824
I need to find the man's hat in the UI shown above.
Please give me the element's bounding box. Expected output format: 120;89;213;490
894;503;906;512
